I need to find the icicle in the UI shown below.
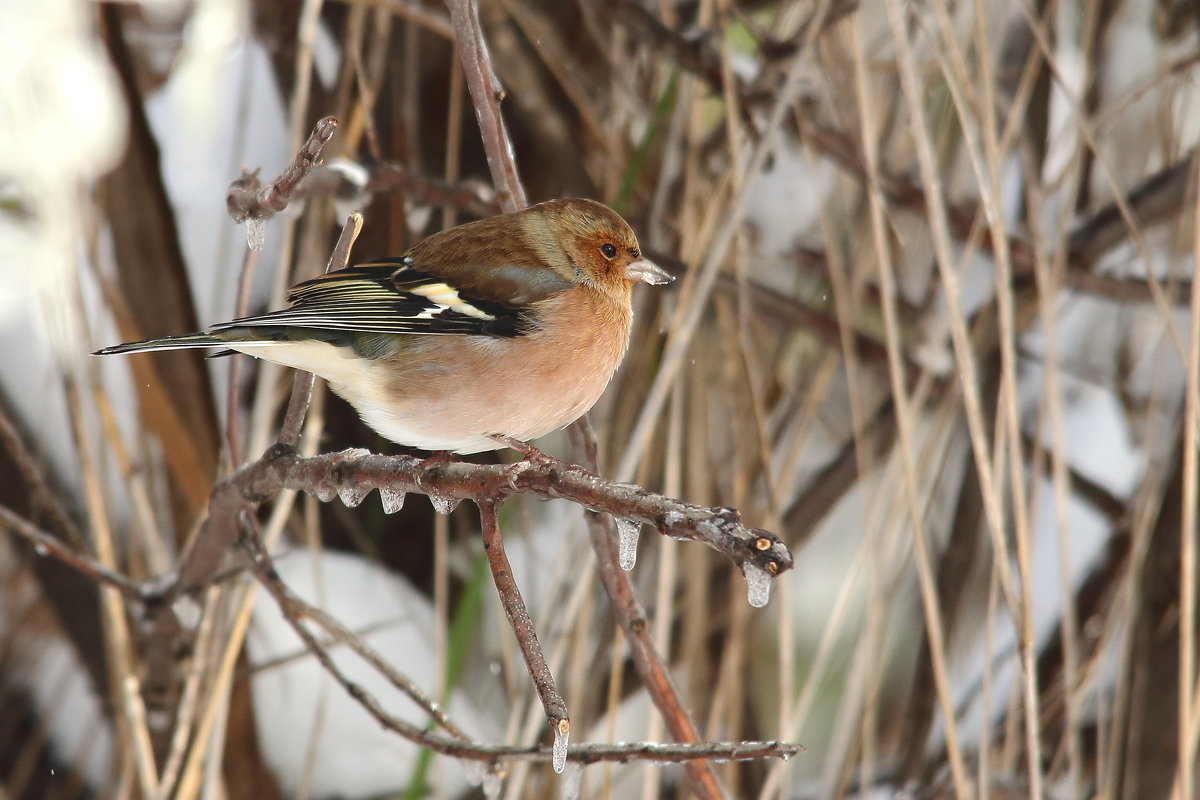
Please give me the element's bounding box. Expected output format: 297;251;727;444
742;563;772;608
559;761;583;800
428;493;461;515
246;217;266;251
379;488;406;514
313;485;337;502
482;769;503;799
459;759;485;786
552;722;569;774
615;518;640;571
336;484;370;508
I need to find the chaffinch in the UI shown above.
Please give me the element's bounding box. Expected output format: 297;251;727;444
96;198;672;454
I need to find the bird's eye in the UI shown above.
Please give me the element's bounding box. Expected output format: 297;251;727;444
600;243;618;259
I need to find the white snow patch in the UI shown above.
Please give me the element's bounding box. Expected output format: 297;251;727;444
247;549;493;799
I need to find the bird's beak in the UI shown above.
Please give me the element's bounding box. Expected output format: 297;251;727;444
624;257;674;285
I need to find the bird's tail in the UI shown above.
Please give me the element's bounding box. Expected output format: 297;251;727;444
93;332;235;356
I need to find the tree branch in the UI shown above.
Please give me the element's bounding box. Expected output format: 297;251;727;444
225;116;339;224
478;498;570;770
167;446;791;598
446;0;527;211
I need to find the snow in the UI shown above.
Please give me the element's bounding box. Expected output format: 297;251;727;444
247;549;493;799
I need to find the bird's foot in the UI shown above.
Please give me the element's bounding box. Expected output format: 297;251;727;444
414;450;457;491
489;436;562;490
417;450;457;470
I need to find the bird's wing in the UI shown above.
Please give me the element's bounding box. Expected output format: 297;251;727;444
215;258;535;338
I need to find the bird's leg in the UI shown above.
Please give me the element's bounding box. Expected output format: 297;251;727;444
488;435;558;464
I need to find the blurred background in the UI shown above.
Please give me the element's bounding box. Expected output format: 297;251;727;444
1;0;1198;797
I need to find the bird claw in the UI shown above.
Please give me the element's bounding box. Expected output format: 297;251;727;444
415;450;457;491
489;435;562;491
503;459;534;491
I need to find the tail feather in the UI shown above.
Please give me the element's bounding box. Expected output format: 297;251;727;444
93;332;234;356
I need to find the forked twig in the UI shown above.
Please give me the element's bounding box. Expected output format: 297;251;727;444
236;508;804;769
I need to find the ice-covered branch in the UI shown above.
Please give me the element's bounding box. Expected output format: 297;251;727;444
171;445;792;597
225;115;338;225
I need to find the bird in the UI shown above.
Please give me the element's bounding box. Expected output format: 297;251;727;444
95;198;673;454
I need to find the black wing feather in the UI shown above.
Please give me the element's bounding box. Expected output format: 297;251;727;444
219;259;529;338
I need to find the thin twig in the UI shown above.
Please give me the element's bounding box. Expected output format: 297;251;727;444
284;161;501;220
0;505;148;600
446;0;527;211
223;246;259;467
0;404;84;549
478;499;569;748
360;163;500;218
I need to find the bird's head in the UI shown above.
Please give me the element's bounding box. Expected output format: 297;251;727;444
528;198;673;299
